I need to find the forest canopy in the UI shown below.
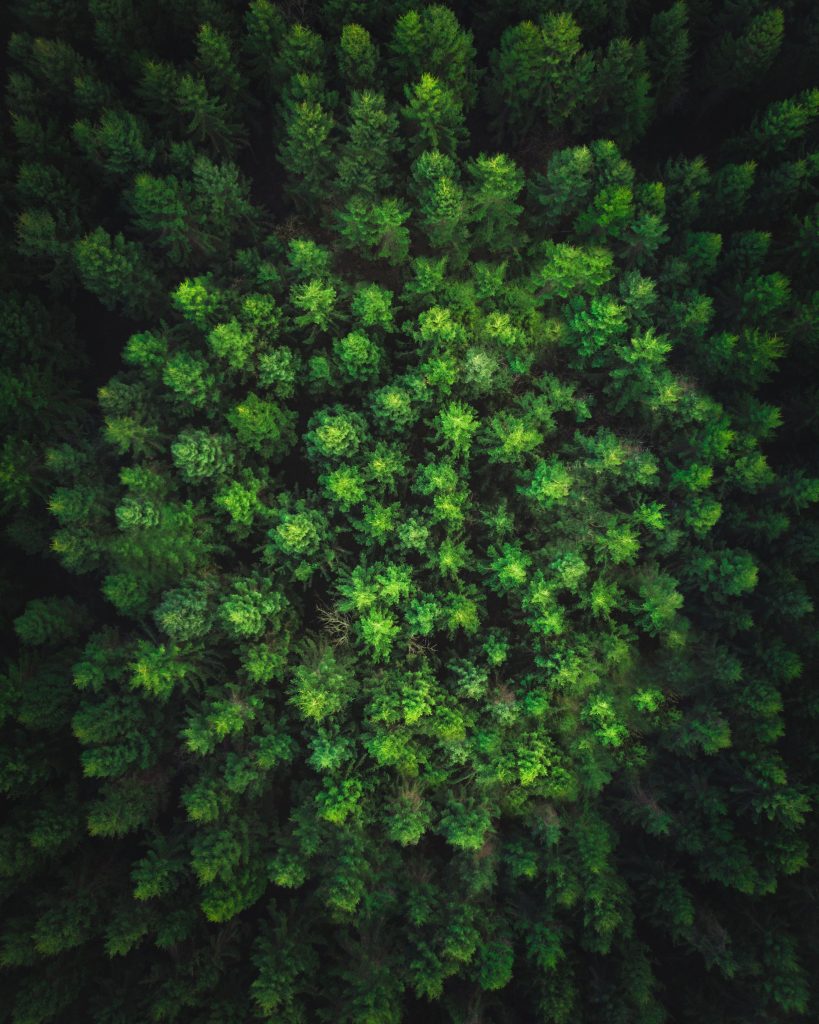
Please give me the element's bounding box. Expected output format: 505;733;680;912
1;2;818;1023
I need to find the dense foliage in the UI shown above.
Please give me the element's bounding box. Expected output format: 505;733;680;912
1;2;818;1022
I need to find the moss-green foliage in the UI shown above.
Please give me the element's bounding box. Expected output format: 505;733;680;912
1;2;818;1023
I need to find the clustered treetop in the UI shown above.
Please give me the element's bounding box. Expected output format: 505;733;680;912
1;2;818;1024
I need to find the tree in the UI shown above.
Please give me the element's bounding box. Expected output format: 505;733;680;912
338;23;379;91
410;150;469;261
73;228;161;316
243;0;288;95
702;7;785;97
336;90;400;200
592;37;654;149
402;73;466;157
466;153;524;254
647;2;690;112
72;109;154;178
279;98;335;211
336;196;411;265
486;15;595;141
175;72;248;155
389;5;478;109
128;172;191;262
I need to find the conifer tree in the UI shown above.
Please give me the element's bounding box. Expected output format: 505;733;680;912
402;73;467;157
336;89;400;200
647;1;690;112
486;14;595;141
279;96;336;210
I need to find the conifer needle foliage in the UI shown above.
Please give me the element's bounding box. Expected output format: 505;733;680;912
1;3;818;1023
